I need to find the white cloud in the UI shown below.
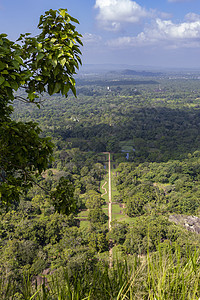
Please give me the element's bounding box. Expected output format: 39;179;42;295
82;33;102;45
94;0;150;31
185;13;200;22
107;17;200;49
153;19;200;39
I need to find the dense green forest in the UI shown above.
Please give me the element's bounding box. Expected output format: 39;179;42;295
13;76;200;161
1;72;200;298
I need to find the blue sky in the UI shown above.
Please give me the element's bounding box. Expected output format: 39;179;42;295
0;0;200;68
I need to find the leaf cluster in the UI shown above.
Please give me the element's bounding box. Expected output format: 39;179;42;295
0;8;82;208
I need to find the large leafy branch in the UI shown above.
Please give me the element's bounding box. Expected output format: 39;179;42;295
0;8;82;210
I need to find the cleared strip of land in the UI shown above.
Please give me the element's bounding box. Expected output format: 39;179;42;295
108;152;112;230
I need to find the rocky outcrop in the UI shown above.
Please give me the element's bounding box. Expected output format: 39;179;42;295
169;214;200;234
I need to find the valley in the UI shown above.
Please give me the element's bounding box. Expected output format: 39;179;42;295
1;71;200;298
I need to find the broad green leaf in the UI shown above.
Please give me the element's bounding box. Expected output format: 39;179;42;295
6;87;14;99
59;9;66;18
35;76;42;81
76;55;82;65
28;92;37;101
0;76;5;85
0;61;6;70
52;65;60;76
70;83;76;97
76;37;83;46
70;16;80;24
57;50;64;58
61;33;69;40
12;60;20;70
69;77;76;86
14;55;23;64
51;58;57;67
53;82;61;93
69;40;74;48
50;38;57;43
37;43;43;50
36;52;45;61
62;83;70;95
48;82;54;95
10;81;19;91
60;57;66;67
3;81;10;87
1;70;9;74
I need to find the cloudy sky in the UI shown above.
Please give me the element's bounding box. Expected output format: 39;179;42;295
0;0;200;68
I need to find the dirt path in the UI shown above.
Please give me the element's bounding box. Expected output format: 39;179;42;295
102;152;113;267
101;181;108;197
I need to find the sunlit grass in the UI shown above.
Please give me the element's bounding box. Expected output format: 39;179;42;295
119;140;135;152
77;210;88;218
79;220;90;229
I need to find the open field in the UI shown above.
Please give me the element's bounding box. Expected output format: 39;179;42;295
119;140;135;152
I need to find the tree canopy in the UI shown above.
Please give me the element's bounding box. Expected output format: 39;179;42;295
0;8;82;210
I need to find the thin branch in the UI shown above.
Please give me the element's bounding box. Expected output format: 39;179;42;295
27;174;51;195
14;96;30;103
14;95;46;105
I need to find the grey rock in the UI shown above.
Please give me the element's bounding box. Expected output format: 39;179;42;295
169;214;200;234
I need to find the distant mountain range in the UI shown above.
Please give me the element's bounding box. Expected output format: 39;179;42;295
79;64;163;74
78;64;200;76
112;69;163;77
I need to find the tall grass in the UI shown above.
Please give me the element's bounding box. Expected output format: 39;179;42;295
146;244;200;300
0;243;199;299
